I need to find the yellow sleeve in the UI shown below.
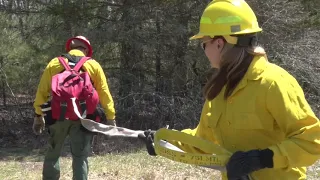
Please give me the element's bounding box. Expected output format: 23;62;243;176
266;75;320;169
91;61;115;120
33;61;53;115
169;100;218;154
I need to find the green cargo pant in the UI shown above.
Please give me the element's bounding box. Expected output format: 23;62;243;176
42;120;93;180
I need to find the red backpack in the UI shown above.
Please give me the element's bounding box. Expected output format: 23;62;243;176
51;56;99;121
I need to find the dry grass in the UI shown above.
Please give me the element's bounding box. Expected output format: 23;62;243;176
0;149;220;180
0;137;320;180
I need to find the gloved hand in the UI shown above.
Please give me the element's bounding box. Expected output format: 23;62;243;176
106;119;116;126
138;129;156;156
226;149;274;179
32;114;45;135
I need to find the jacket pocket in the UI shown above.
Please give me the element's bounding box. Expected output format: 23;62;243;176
231;113;273;131
206;110;222;128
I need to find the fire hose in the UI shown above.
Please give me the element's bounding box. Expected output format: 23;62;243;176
71;98;251;179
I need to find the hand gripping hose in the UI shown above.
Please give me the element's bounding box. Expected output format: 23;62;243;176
153;129;252;179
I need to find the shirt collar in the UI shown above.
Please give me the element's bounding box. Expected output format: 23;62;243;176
68;49;86;57
228;55;268;97
245;55;268;80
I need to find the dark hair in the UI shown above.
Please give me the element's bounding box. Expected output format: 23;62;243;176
203;34;260;100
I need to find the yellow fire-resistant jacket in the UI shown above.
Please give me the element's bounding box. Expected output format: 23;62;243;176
172;55;320;180
33;49;115;120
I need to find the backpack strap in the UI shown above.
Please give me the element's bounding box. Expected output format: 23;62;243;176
59;102;67;121
72;56;90;119
73;57;91;72
57;57;71;71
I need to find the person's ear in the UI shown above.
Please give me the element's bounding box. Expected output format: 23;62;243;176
217;39;225;50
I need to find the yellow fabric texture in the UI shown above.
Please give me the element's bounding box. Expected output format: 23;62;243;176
170;55;320;180
33;49;115;120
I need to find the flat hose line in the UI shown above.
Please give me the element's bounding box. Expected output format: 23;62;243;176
71;97;252;179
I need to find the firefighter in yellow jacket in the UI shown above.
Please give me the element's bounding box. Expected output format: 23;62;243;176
139;0;320;179
33;36;116;180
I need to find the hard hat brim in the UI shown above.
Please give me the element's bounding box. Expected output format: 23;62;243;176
189;33;205;40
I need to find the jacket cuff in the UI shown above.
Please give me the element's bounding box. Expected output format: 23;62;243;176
260;148;274;168
106;113;115;120
35;113;42;117
35;108;43;116
267;146;289;169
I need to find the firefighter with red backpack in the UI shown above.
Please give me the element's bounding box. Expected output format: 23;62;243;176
33;36;116;180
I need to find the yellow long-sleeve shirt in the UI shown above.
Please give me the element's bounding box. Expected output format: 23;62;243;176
33;49;115;120
172;55;320;179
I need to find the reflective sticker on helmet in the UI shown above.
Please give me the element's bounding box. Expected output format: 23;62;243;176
230;25;241;33
200;17;212;24
214;16;242;24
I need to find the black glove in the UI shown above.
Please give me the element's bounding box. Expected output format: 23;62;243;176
226;149;274;179
138;129;156;156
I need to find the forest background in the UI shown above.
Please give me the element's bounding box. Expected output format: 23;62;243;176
0;0;319;176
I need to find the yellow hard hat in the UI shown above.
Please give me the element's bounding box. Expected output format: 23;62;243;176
190;0;262;45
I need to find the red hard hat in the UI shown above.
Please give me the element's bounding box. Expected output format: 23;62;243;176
65;36;93;57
